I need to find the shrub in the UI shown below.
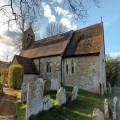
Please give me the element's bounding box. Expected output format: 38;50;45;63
8;64;24;89
1;69;8;83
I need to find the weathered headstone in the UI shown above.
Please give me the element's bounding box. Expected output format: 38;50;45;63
107;82;112;94
44;80;51;92
21;83;27;103
0;83;3;94
26;79;44;120
112;96;118;120
50;79;58;91
56;87;66;105
92;108;104;120
43;95;53;111
104;99;109;119
71;86;78;102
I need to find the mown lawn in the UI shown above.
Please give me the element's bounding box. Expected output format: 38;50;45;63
17;87;105;120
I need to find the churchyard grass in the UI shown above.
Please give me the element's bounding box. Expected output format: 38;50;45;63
17;86;104;120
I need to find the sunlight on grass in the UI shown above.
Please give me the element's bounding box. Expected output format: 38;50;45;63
16;86;105;120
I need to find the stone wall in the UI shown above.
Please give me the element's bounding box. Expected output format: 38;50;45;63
33;56;61;80
62;56;101;93
99;36;106;94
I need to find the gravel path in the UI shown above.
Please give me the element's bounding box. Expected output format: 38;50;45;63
0;87;17;120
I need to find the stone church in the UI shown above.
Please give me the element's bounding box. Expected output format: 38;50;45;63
12;22;106;94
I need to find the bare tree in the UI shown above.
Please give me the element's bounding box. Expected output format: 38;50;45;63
0;0;101;23
43;22;67;38
0;0;101;52
0;48;15;62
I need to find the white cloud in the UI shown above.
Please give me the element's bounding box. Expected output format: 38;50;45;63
60;18;77;30
42;2;56;23
55;7;72;18
52;0;63;4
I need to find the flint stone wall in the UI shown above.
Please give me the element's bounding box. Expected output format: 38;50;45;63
62;56;106;94
26;79;44;119
33;56;61;80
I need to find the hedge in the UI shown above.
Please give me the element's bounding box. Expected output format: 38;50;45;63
8;64;24;89
1;69;8;83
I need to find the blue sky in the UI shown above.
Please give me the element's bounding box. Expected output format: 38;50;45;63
79;0;120;57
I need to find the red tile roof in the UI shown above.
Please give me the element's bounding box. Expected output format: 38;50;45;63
20;31;72;58
20;22;103;58
63;22;103;57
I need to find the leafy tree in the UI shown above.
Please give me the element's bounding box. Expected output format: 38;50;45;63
106;59;119;87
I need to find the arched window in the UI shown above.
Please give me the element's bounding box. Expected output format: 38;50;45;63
66;62;68;74
46;62;52;73
71;60;74;74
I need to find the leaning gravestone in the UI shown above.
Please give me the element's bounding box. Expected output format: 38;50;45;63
56;87;66;105
0;83;3;94
104;99;109;119
43;95;53;111
92;108;104;120
71;86;78;102
26;79;44;120
21;83;27;103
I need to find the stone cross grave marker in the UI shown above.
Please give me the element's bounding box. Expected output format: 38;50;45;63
56;87;66;105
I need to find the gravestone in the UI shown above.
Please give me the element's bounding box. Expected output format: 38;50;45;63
71;86;78;102
104;99;109;119
113;96;118;120
107;82;112;94
56;87;66;105
92;108;104;120
26;79;44;120
21;83;27;103
50;79;58;91
44;80;51;92
43;95;53;111
0;83;3;94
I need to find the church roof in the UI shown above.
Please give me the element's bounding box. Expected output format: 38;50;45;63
63;22;103;57
20;22;103;58
13;55;39;74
